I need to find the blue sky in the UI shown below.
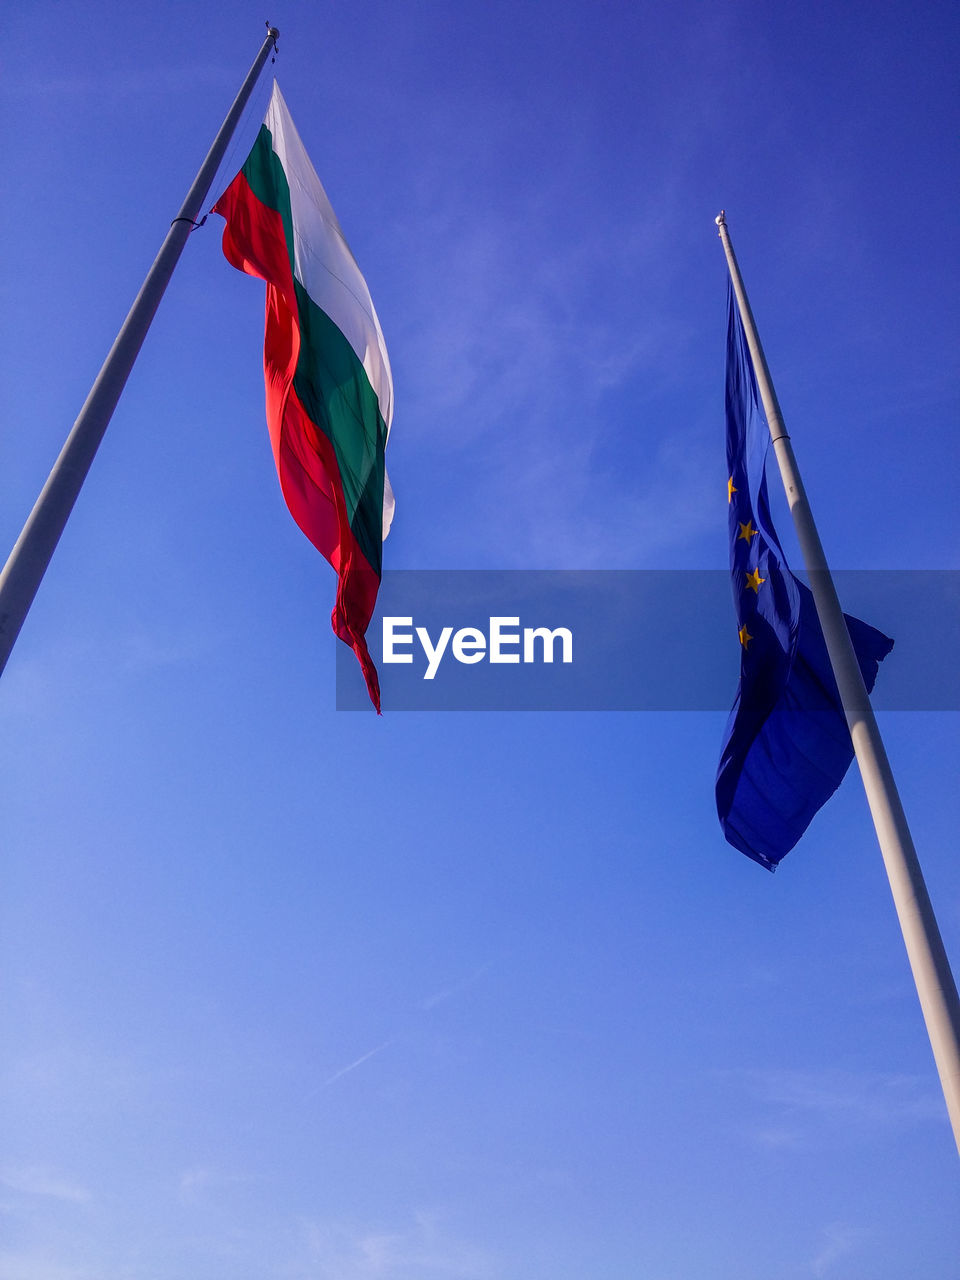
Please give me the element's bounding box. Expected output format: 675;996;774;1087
1;1;958;1277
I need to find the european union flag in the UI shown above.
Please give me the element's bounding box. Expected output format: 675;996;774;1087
717;286;894;870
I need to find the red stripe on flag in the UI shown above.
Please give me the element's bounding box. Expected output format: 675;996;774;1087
281;383;382;711
214;172;382;711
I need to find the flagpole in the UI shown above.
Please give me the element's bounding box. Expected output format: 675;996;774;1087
0;25;280;677
715;210;960;1155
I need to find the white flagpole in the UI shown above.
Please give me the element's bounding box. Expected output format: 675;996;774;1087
715;210;960;1155
0;26;280;677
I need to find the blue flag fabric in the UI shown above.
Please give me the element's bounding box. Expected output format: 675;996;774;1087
716;286;894;870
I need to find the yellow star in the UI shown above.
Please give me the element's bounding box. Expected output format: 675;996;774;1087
727;476;737;504
739;624;753;649
737;519;757;545
745;567;766;594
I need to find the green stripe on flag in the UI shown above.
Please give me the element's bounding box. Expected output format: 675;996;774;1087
242;124;387;576
292;281;387;577
241;125;297;283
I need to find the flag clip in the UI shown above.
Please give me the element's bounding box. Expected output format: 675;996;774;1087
171;214;207;232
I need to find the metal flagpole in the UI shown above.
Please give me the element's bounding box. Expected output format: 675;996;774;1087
0;25;280;677
715;210;960;1156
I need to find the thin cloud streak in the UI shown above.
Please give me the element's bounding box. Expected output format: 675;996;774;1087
177;1165;253;1205
0;64;237;103
812;1222;874;1277
305;961;494;1102
0;1167;91;1206
0;1254;91;1280
301;1210;494;1280
420;962;493;1012
741;1066;945;1132
307;1039;396;1097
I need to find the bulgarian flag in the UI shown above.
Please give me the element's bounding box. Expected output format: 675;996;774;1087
214;82;394;711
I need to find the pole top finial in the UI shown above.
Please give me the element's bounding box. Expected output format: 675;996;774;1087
266;22;280;40
715;210;726;227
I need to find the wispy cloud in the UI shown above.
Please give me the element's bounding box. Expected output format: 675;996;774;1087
306;1038;396;1098
752;1126;807;1151
739;1066;944;1143
0;1253;91;1280
306;960;495;1099
812;1222;874;1277
0;618;213;720
301;1210;493;1279
115;625;212;676
177;1165;253;1205
393;202;687;444
384;154;717;568
420;961;493;1012
0;64;236;104
1;1167;91;1206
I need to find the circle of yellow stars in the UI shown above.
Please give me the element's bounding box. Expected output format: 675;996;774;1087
729;477;765;648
